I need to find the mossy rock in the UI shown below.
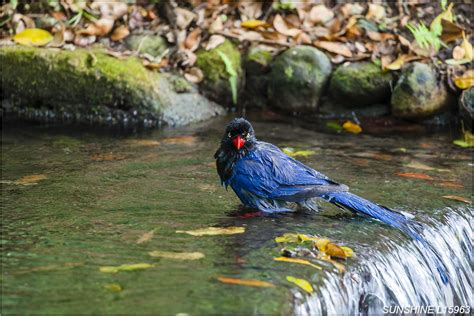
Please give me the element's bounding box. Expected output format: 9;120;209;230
329;62;393;107
391;62;452;119
195;40;243;106
243;47;273;108
268;46;331;113
1;45;223;126
124;34;169;57
459;86;473;131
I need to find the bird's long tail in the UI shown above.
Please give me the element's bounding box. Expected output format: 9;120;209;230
323;191;449;284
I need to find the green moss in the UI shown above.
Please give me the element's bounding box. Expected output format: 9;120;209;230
247;48;272;67
329;62;393;107
284;66;293;78
195;40;242;105
0;46;163;112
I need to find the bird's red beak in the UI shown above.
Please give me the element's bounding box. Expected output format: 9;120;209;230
232;135;245;150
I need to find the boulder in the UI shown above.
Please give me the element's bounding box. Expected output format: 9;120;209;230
391;62;452;119
124;34;169;57
329;62;393;107
195;40;243;106
0;45;223;126
459;86;473;131
242;47;273;108
268;46;331;113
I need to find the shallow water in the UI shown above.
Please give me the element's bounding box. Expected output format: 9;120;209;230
1;115;472;315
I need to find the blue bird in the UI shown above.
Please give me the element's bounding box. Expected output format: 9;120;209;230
215;118;448;284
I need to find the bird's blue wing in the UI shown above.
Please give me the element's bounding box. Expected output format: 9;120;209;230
229;142;347;201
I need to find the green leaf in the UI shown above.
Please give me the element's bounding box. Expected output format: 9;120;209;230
326;121;343;131
282;147;315;158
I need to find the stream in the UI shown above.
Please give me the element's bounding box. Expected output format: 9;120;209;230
1;115;472;315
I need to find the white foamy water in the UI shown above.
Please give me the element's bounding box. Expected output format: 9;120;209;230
295;209;473;315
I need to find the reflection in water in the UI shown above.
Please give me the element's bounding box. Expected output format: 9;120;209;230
296;209;473;315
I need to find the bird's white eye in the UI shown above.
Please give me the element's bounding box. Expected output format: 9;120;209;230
245;132;250;139
228;132;232;138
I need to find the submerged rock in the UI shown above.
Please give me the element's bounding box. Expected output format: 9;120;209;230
391;62;452;119
1;46;223;126
329;62;393;107
459;87;473;131
195;39;243;106
124;34;169;57
243;47;273;108
268;46;331;113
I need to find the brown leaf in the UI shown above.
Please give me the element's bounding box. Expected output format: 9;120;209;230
184;67;204;83
111;25;130;41
15;174;48;185
78;17;114;36
74;34;96;46
308;5;334;25
396;172;434;180
175;8;196;30
438;181;463;188
294;32;311;44
384;54;420;71
314;40;352;58
205;35;225;50
273;14;301;37
366;31;395;41
184;28;201;52
441;19;464;43
325;243;348;259
366;4;386;22
442;195;471;204
398;35;411;48
217;276;275;288
90;153;126;162
137;230;155;244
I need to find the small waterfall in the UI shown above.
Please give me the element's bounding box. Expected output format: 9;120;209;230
296;209;473;315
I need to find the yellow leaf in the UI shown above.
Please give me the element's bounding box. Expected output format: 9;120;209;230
217;276;275;288
340;246;354;258
274;257;322;270
136;230;155;244
275;233;299;243
13;28;53;46
315;238;330;251
241;19;267;29
297;234;320;242
453;130;474;147
282;148;315;158
99;263;154;273
286;276;313;294
148;251;205;260
127;140;161;146
342;121;362;134
453;69;474;89
176;226;245;236
103;283;123;292
384;55;420;71
15;174;48;185
324;243;347;259
461;31;473;61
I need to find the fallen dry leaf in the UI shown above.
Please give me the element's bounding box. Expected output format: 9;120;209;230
396;172;434;180
274;257;322;270
286;276;313;294
78;17;114;36
99;263;154;273
438;181;464;188
176;226;245;236
308;5;334;25
149;251;205;260
441;19;464;43
453;46;466;60
111;25;130;41
217;276;275;288
366;3;386;22
127;139;161;146
136;230;154;244
184;67;204;83
442;195;471;204
15;174;48;185
453;70;474;89
161;136;197;144
324;243;347;259
185;28;201;52
384;54;420;71
366;31;395;42
314;41;352;58
175;8;196;30
273;14;301;37
205;35;225;50
461;31;473;61
90;153;126;162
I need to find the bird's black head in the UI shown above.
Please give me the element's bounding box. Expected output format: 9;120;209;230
214;118;257;183
221;118;257;152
